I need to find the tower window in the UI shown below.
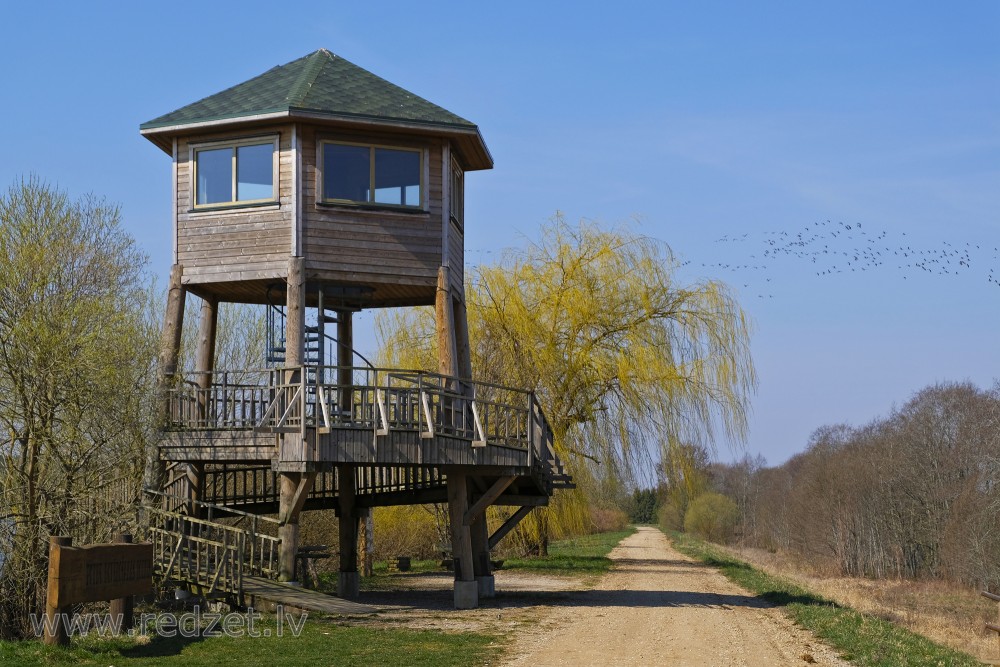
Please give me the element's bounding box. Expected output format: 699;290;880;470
321;142;422;208
192;137;278;207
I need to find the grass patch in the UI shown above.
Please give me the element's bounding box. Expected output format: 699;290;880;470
0;616;498;667
503;527;636;576
669;531;981;667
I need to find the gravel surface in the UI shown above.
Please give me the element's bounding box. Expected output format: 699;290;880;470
499;526;851;667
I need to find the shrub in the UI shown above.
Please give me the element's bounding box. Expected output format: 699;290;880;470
590;507;629;533
658;503;684;531
684;492;739;543
373;505;443;561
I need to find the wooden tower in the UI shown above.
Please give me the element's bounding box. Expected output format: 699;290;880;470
140;50;570;609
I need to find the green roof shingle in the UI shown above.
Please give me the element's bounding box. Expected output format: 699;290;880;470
140;49;476;131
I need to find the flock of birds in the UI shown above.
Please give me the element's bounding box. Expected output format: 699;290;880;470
697;219;999;299
463;219;997;302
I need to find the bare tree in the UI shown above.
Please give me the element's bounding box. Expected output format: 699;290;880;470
0;177;156;638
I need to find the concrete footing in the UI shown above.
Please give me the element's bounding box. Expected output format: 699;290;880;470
453;580;479;609
476;575;495;599
338;571;360;600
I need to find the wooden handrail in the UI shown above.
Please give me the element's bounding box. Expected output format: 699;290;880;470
162;365;564;480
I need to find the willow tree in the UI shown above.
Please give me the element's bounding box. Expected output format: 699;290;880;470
379;217;755;548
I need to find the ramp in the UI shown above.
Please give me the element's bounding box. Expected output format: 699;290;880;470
244;577;377;615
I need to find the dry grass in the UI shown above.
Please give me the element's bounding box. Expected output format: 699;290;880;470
723;544;1000;662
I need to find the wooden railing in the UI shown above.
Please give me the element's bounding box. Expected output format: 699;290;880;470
355;465;445;496
201;465;337;509
982;590;1000;664
144;491;281;595
164;366;560;481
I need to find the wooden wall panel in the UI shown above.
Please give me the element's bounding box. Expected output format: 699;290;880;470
448;219;464;294
300;126;443;296
176;125;294;285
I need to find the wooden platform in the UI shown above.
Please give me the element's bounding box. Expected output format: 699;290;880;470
243;577;377;615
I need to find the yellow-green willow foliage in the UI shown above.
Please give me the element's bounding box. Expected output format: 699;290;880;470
378;216;756;545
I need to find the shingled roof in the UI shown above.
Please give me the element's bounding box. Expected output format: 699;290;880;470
141;49;491;169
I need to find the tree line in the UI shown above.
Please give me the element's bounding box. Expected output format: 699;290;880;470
693;381;1000;590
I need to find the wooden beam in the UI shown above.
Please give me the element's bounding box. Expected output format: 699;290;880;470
493;494;550;507
463;476;515;525
488;506;534;550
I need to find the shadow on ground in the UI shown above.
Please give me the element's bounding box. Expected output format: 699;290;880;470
355;569;813;613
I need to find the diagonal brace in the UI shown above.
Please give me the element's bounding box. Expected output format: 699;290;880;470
278;472;318;525
463;476;515;526
488;506;534;550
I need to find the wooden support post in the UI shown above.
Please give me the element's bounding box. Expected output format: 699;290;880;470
109;534;135;633
338;464;360;598
282;257;306;462
187;294;216;516
358;507;374;577
159;264;187;383
278;473;300;582
447;472;478;608
195;295;218;389
286;257;305;367
278;470;317;582
144;264;185;500
454;296;473;383
337;310;353;416
435;267;458;379
44;536;72;646
184;463;204;518
470;514;494;598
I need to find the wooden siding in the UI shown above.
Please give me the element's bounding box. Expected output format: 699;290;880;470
176;125;294;287
300;126;443;306
448;218;464;294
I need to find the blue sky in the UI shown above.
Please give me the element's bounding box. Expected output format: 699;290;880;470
2;1;997;467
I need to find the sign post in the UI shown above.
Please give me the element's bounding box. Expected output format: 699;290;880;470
44;535;153;645
44;536;73;646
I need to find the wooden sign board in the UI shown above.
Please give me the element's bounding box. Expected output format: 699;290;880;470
48;541;153;607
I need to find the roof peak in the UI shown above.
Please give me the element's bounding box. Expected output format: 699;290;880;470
140;50;493;170
141;49;476;131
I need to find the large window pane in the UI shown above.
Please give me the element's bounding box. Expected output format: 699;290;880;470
237;143;274;201
324;144;370;202
197;148;232;205
374;148;420;205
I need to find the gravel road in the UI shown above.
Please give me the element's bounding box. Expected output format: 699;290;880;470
500;526;850;666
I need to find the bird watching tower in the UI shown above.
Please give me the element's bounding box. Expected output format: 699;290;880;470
140;50;570;609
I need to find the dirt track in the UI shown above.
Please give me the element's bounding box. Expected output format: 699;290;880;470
499;526;849;666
